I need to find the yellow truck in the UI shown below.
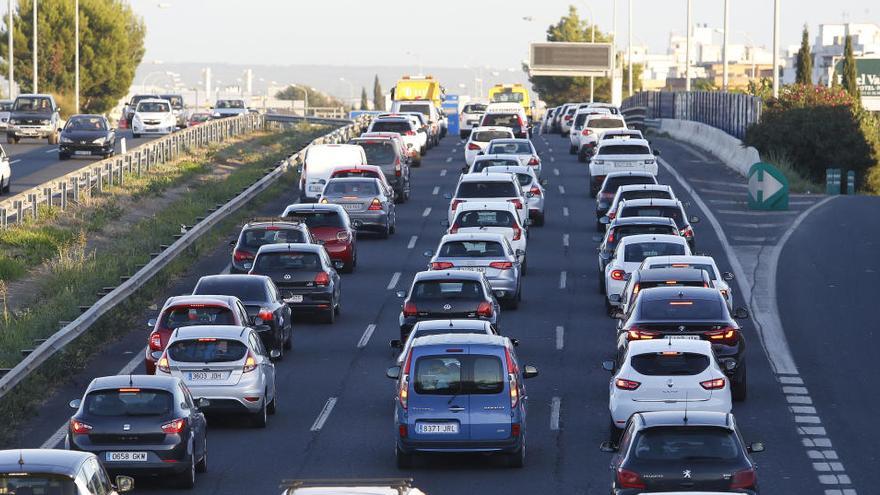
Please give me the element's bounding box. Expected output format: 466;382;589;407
391;75;445;106
488;84;532;120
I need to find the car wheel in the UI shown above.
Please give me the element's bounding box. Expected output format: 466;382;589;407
176;454;196;488
505;294;519;310
506;439;525;468
132;133;140;138
578;148;588;163
195;437;208;473
58;153;69;161
596;220;605;232
395;445;413;469
379;222;390;239
520;259;527;276
12;137;19;144
732;362;748;401
533;212;545;227
267;392;277;415
569;144;576;155
324;302;336;324
609;419;622;443
598;271;606;294
459;131;468;139
389;220;396;235
283;327;292;350
1;177;8;193
252;396;268;428
5;135;12;144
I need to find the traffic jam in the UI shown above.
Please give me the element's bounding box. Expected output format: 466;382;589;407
18;76;767;495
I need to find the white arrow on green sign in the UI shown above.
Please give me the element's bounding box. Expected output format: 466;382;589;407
747;162;789;210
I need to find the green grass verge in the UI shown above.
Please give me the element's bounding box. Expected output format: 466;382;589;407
760;148;822;194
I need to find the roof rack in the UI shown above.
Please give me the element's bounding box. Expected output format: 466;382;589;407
279;478;413;495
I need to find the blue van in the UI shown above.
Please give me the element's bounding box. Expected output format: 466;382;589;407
385;334;538;468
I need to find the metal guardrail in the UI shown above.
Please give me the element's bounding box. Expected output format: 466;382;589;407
0;115;373;402
620;106;646;131
622;91;762;139
265;113;355;127
0;114;264;228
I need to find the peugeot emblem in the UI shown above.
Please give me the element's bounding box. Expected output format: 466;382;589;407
283;274;292;280
123;424;131;431
666;379;674;388
682;469;692;479
443;303;452;310
678;325;685;332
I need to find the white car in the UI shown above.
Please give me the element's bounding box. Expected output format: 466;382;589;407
213;99;248;118
464;126;515;166
447;201;528;271
368;116;425;160
483;165;546;226
606;184;677;222
131;98;176;137
604;339;732;431
640;255;736;310
299;144;367;202
558;103;579;135
484;138;542;176
577;113;628;162
589;138;659;195
467;154;521;174
569;107;612;153
604;234;691;309
447;172;528;225
0;143;10;193
458;102;488;138
0;100;12;131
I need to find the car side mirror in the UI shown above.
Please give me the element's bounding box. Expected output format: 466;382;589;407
333;261;344;270
608;294;622;304
510;338;520;347
443;192;453;200
599;216;610;225
440;220;450;227
390;339;403;350
602;360;615;372
396;290;407;298
351;219;364;229
748;442;765;453
515;249;525;257
599;441;618;453
653;149;661;156
733;307;750;319
477;151;484;156
423;249;434;257
386;366;401;380
229;240;236;246
722;271;735;281
540;179;548;186
461;165;469;173
69;399;81;409
526;192;534;198
608;308;624;320
522;365;538;379
115;475;134;493
197;397;210;408
525;218;533;226
269;349;282;360
147;318;157;328
689;215;701;224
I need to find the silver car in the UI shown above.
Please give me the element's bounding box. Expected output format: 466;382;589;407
320;177;396;238
484;164;547;226
155;325;278;427
484;138;542;176
425;232;522;308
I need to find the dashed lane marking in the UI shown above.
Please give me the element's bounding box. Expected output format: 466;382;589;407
440;169;447;176
407;236;418;249
558;185;565;195
432;186;439;195
563;207;569;217
446;157;452;163
559;271;567;289
550;397;561;431
555;326;564;350
553;168;559;176
562;233;569;248
357;324;376;348
422;207;432;217
310;397;338;431
387;272;401;290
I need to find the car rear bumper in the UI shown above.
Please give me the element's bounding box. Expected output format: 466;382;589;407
397;436;522;454
70;440;189;473
187;388;266;414
8;126;53;138
348;211;390;231
610;397;732;428
279;287;334;309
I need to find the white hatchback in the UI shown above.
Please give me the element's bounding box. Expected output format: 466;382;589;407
605;234;691;309
464;126;515;166
589;138;659;195
131;99;176;137
640;255;736;310
447;172;528;225
446;201;528;270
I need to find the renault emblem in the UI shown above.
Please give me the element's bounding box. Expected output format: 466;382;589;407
283;274;292;280
123;424;131;431
443;304;452;310
666;379;674;388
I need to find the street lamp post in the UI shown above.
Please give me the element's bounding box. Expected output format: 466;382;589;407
7;0;13;99
74;0;79;113
772;0;780;98
685;0;692;92
578;2;597;102
290;84;309;117
32;0;37;93
627;0;633;96
722;0;729;91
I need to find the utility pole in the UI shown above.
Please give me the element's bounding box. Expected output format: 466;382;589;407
627;0;633;96
32;0;37;93
685;0;692;91
74;0;79;112
722;0;729;91
7;0;13;99
772;0;780;98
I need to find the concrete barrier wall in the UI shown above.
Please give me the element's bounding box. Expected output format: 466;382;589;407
658;118;761;177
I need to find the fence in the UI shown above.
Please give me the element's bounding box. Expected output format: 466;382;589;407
0;113;265;228
0;115;372;401
622;91;763;139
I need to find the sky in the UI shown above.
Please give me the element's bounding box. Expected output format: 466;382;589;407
124;0;879;68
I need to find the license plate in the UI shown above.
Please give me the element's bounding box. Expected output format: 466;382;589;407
459;266;486;273
668;335;700;340
188;371;227;381
416;422;459;434
74;150;92;156
341;203;363;211
309;184;323;192
106;452;148;462
616;162;638;167
287;294;303;303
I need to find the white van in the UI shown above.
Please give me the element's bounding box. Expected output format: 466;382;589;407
300;144;367;202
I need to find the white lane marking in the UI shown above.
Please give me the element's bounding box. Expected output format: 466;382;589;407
731;236;772;243
446;157;452;163
555;326;564;350
550;397;561;431
310;397;338;431
422;207;432;217
550;156;556;163
787;395;813;404
10;159;20;164
780;376;805;384
41;347;147;449
387;272;401;290
547;147;554;153
559;271;567;289
220;263;232;274
697;187;749;196
357;324;376;348
432;186;440;195
688;177;748;188
558;185;565;195
45;148;59;153
563;207;569;217
784;386;809;395
727;222;787;228
440;169;447;176
708;199;741;205
407;235;418;249
562;233;569;248
716;209;799;216
553;168;559;176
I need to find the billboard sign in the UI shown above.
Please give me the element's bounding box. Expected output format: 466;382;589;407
528;42;613;77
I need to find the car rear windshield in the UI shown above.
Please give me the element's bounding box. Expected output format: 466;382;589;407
254;252;321;271
640;280;705;291
631;352;711;376
332;169;381;180
488;142;531;154
603;132;640;140
163;305;235;329
0;475;77;494
414;355;504;395
216;100;244;109
618;190;671;202
472;131;512;142
324;180;379;196
413;327;486;339
472;159;519;172
193;279;267;301
161;95;184;108
463;104;487;113
633;427;741;460
285;211;344;228
610;225;679;244
13;96;53;112
492;91;524;103
598;144;650;155
574;113;590;127
650;263;717;281
624;242;686;262
482;114;520;127
191;113;210;122
371;121;411;133
85;388;173;416
638;298;724;320
588;118;626;129
621;205;683;226
168;339;248;363
242;227;306;248
397;104;430;116
604;176;656;192
456;181;518;198
137;102;170;113
456;210;515;228
515;173;532;186
439;240;506;258
412;280;484;299
359;142;397;164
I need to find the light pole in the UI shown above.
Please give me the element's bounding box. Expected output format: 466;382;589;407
722;0;729;91
685;0;692;91
290;83;309;117
7;0;13;99
627;0;633;96
578;2;597;102
32;0;36;93
611;0;617;98
74;0;79;113
772;0;780;98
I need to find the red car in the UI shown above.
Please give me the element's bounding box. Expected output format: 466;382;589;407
281;203;358;273
144;295;250;374
187;112;212;127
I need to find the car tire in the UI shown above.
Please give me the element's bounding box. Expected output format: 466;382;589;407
520;259;527;276
133;133;140;138
395;445;413;469
459;131;468;139
505;292;520;310
732;362;748;401
324;302;336;324
195;437;208;473
578;147;588;163
506;440;525;468
252;396;268;428
389;221;396;235
267;393;277;415
598;271;606;294
1;177;8;193
5;135;13;144
176;454;196;489
609;419;622;443
533;212;545;227
596;220;605;232
283;328;292;350
569;144;576;155
59;153;69;161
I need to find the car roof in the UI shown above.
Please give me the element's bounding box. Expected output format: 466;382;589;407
197;274;269;285
616;184;672;193
283;203;346;214
619;234;688;246
137;98;171;105
88;374;180;391
473;154;521;162
458;172;516;183
610;216;677;227
627;338;713;355
413;269;484;282
470;126;514;133
484;165;532;175
68;114;105;119
637;286;724;302
163;295;240;309
440;232;508;243
635;267;708;282
0;449;90;475
170;325;251;340
598;138;649;147
412;319;491;331
326;177;381;184
637;410;733;429
411;333;507;348
330;164;383;172
244;219;306;229
643;255;718;266
456;201;518;212
603;170;656;179
256;242;321;254
488;138;531;145
620;198;681;208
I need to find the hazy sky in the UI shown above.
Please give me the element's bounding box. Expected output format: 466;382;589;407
126;0;878;68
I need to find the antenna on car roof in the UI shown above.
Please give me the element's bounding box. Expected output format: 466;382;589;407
18;449;24;467
129;373;134;387
683;391;689;423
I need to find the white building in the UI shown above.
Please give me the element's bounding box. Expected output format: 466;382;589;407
809;23;880;85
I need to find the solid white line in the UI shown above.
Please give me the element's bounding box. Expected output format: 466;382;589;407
562;233;569;248
446;157;452;163
407;235;418;249
555;326;564;350
10;159;20;164
563;207;569;217
688;178;747;188
559;271;567;289
731;236;772;243
440;169;447;176
558;185;565;195
220;263;232;275
708;199;741;205
553;168;559;176
357;324;376;349
550;397;561;431
717;209;799;216
422;207;432;217
387;272;401;290
310;397;338;431
432;186;440;195
45;148;59;153
727;222;787;228
698;187;748;196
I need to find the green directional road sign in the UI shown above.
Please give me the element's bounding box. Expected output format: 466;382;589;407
747;162;789;210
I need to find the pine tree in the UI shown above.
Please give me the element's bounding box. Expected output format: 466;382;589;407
841;34;860;98
360;87;369;110
795;24;813;85
372;75;385;111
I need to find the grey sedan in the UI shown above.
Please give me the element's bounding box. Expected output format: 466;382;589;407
320;177;397;238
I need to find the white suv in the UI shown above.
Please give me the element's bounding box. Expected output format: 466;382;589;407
576;114;628;162
459;102;487;138
447;172;528;226
132;99;176;137
464;126;515;166
589;138;659;195
569;108;611;154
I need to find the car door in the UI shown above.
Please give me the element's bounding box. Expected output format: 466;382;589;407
249;332;275;399
181;383;207;458
468;351;513;441
408;352;471;442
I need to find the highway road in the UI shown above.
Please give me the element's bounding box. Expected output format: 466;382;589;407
16;129;858;494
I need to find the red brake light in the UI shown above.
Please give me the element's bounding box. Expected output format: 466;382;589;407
607;229;615;243
368;198;383;210
700;378;726;390
257;308;274;321
243;350;258;373
149;332;162;350
71;419;92;434
467;142;481;150
476;301;493;317
489;261;513;270
509;198;523;209
528;156;539;166
161;418;186;434
582;129;593;136
233;249;254;262
403;301;418;317
615;378;641;390
315;272;331;286
731;468;757;489
529;186;541;197
451;199;464;211
610;269;625;281
617;468;646;489
608;211;616;220
404;130;414;136
449;222;460;234
512;223;522;241
705;326;739;346
430;261;454;270
681;226;694;238
564;115;572;120
626;327;659;341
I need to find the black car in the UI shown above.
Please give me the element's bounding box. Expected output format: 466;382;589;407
613;286;749;400
192;274;293;358
397;270;501;342
600;411;763;494
597;217;680;293
66;375;207;489
0;449;134;494
615;198;700;250
248;243;342;324
59;115;116;160
595;172;658;231
230;218;315;273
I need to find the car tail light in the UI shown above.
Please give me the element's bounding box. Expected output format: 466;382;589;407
615;378;641;390
403;301;418;317
509;198;523;209
156;353;170;373
529;186;542;197
477;301;493;318
450;199;464;211
607;229;616;243
149;332;162;351
582;129;593;136
508;372;520;407
336;230;351;242
512;223;522;241
243;351;258;373
511;422;521;436
731;468;757;489
680;225;694;239
608;211;617;220
368;198;383;211
394;158;402;176
626;327;659;341
467;142;481;150
398;424;408;438
449;222;460;234
257;308;274;321
600;192;614;200
564;115;572;121
398;351;412;410
610;269;625;281
489;261;513;269
70;419;92;435
315;272;331;286
431;261;454;270
528;156;540;166
700;378;726;390
632;283;641;295
161;418;186;434
404;130;414;136
705;327;738;346
233;249;254;262
719;289;729;297
617;468;646;489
